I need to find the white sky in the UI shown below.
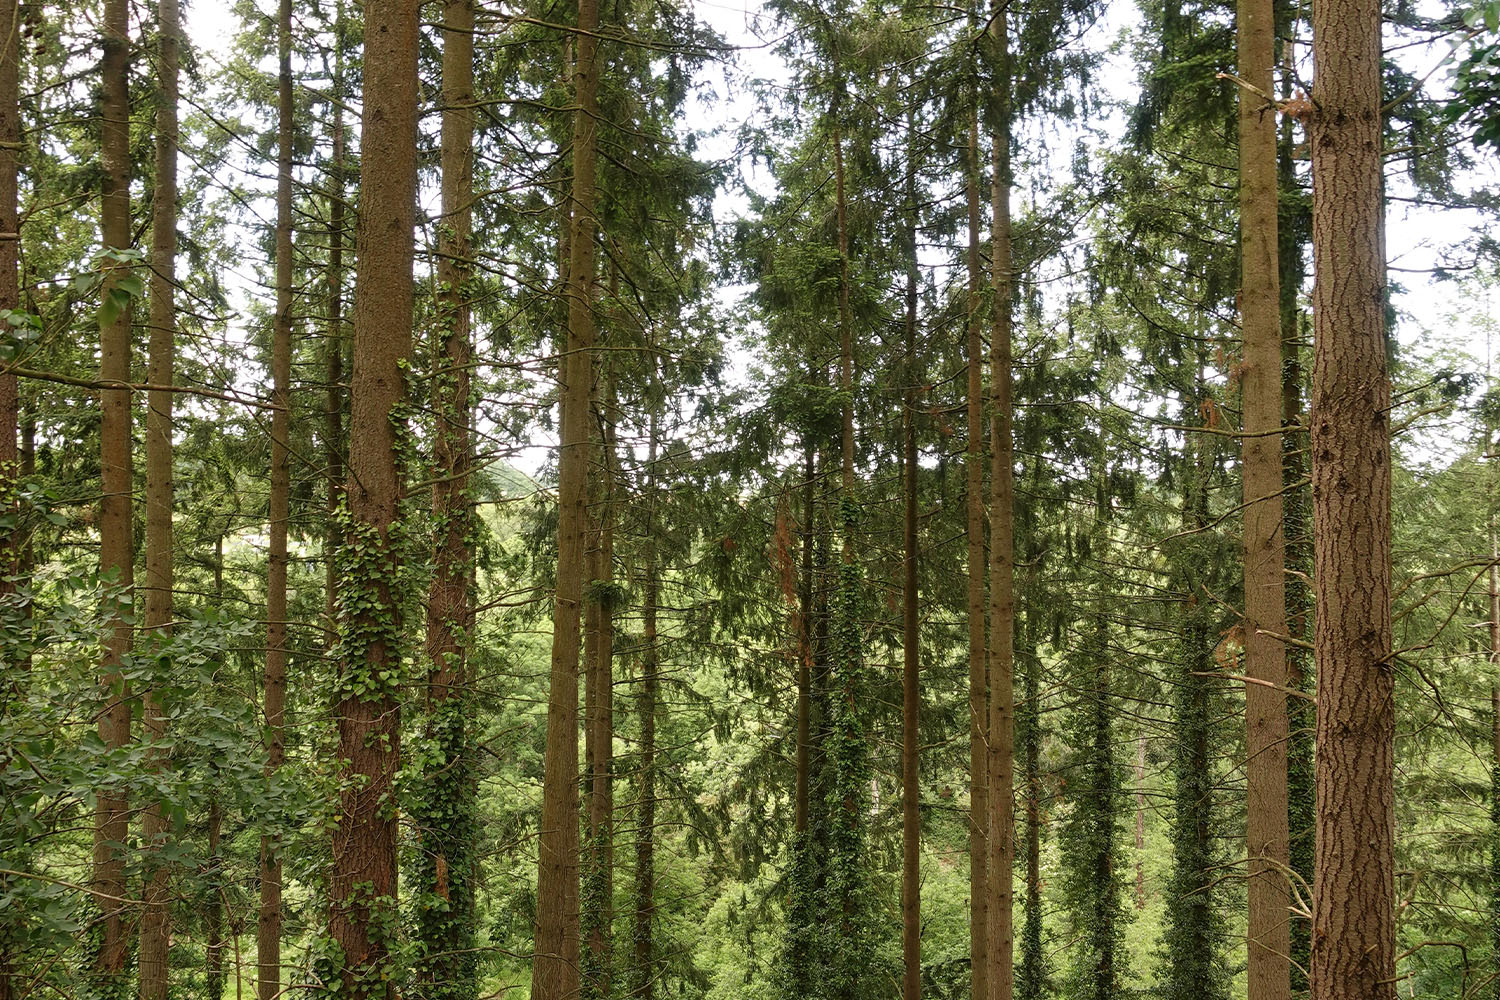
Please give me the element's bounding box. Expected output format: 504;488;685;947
183;0;1498;477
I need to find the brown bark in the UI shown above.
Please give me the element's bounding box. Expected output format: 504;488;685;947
0;0;17;602
1239;0;1292;989
428;0;473;715
965;99;989;1000
831;70;856;511
93;0;134;980
325;0;347;632
583;365;616;999
0;6;17;996
414;0;476;989
1307;0;1395;992
1133;736;1146;910
633;392;660;1000
986;30;1016;997
330;0;418;994
532;0;600;988
901;111;922;1000
259;0;294;990
139;0;181;991
795;442;815;835
206;797;225;1000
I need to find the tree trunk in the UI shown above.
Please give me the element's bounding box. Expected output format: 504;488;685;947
0;5;18;995
93;0;135;981
796;442;815;835
325;0;347;637
583;366;617;1000
412;0;477;993
331;0;419;993
139;0;181;990
1278;50;1314;990
965;96;989;1000
987;25;1016;996
259;0;294;990
532;0;600;988
0;0;16;606
1307;0;1395;991
901;108;922;1000
632;391;660;1000
1238;0;1292;989
206;797;225;1000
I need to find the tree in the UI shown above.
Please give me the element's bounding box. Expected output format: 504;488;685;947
92;0;135;985
1236;0;1293;990
532;0;602;987
138;0;182;991
330;0;419;993
259;0;295;992
409;0;479;995
1307;0;1396;991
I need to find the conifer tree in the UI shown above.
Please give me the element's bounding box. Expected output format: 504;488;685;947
331;0;419;993
1307;0;1396;991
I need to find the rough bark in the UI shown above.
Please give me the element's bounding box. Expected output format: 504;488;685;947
632;394;660;1000
259;0;294;990
901;112;922;1000
93;0;134;981
206;797;225;1000
1307;0;1395;991
139;0;181;990
987;30;1016;997
0;6;18;996
965;99;989;1000
532;0;600;988
325;0;347;634
796;442;815;835
0;0;17;604
583;367;616;1000
1238;0;1292;989
330;0;419;993
412;0;477;993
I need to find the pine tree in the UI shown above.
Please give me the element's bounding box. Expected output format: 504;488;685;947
330;0;419;993
1306;0;1396;990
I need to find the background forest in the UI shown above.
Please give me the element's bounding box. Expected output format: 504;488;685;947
0;0;1498;997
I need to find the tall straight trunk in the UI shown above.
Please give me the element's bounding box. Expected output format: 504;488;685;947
986;25;1016;998
1277;47;1314;991
0;0;16;605
412;0;476;994
93;0;134;981
532;0;600;988
139;0;181;991
1126;750;1141;880
1162;391;1227;1000
325;0;347;632
331;0;418;993
260;0;294;991
206;797;225;1000
0;8;17;995
900;109;922;1000
965;97;989;1000
1307;0;1394;992
795;441;815;835
206;538;226;1000
1238;0;1292;989
1491;501;1499;993
583;369;616;1000
632;395;660;1000
1017;621;1044;1000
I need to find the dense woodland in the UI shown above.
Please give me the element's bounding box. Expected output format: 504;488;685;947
1;0;1499;997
